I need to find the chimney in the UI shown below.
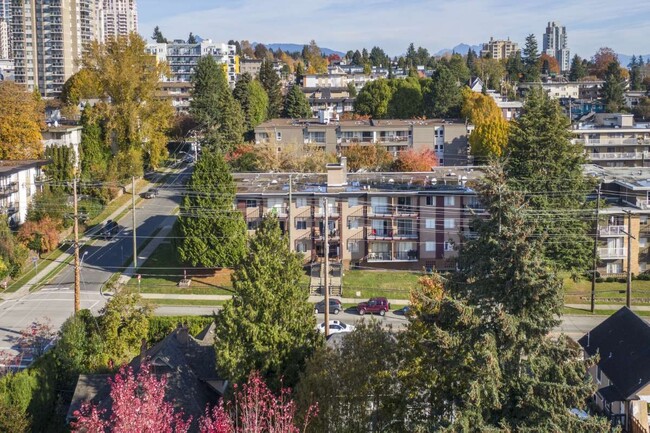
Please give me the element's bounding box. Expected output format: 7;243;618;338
326;157;348;188
176;322;190;346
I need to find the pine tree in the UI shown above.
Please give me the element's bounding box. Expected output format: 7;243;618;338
506;87;593;272
176;151;246;268
233;73;268;134
423;65;462;118
629;55;643;91
569;54;587;81
214;215;319;389
151;26;167;43
282;84;312;118
602;61;626;112
505;50;525;82
258;59;283;119
187;32;196;44
522;34;540;82
190;56;244;151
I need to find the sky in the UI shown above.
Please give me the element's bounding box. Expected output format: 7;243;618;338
137;0;650;58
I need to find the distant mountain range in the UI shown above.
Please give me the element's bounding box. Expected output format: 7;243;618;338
255;43;345;57
434;43;482;57
616;53;650;67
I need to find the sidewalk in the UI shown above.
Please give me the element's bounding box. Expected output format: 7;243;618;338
565;303;650;311
1;171;165;301
140;293;411;306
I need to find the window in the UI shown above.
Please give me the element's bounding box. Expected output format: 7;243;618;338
245;199;257;208
296;241;307;253
348;197;359;207
640;238;648;249
348;240;359;253
247;220;258;230
348;217;361;229
444;218;455;229
425;241;436;252
444;241;454;252
444;196;455;206
296;218;307;230
275;131;282;141
641;215;648;225
596;366;602;384
425;218;435;229
296;197;307;208
426;196;434;206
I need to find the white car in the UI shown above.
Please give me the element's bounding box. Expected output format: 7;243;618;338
316;320;355;335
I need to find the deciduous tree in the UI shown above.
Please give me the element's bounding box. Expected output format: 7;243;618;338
461;88;509;159
214;215;319;389
387;77;422;118
17;217;60;256
176;151;246;268
592;47;618;79
72;363;191;433
392;148;438;172
354;79;393;118
540;53;560;75
341;143;393;172
0;81;44;160
76;34;174;171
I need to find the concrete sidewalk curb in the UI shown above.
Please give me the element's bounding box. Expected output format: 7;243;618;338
565;303;650;311
139;293;411;306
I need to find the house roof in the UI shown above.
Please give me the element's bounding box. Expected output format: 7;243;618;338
66;323;225;430
578;307;650;400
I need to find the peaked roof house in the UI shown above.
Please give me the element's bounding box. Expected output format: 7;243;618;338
67;323;226;431
578;307;650;433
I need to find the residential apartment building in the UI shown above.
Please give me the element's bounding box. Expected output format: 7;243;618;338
155;81;192;113
235;159;482;271
0;160;47;226
543;21;570;72
145;40;239;86
302;87;355;117
254;118;471;166
0;17;9;59
480;37;519;60
11;0;99;97
101;0;137;40
42;125;82;169
239;58;262;77
573;113;650;168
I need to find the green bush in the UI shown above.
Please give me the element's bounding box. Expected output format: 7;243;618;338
617;278;627;283
147;315;214;344
605;277;616;283
595;277;604;283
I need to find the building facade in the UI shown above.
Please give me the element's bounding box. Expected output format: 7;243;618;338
254;118;471;166
101;0;137;40
0;160;47;226
573;114;650;168
543;21;570;72
235;160;482;271
480;37;519;60
11;0;99;97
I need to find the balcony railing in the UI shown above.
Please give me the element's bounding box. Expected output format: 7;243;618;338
576;138;650;146
367;252;392;261
0;183;19;196
599;247;626;259
599;225;626;236
588;152;650;160
395;251;419;261
368;229;393;238
369;206;391;215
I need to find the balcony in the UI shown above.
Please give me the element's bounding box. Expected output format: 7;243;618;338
0;183;19;196
577;138;650;146
368;229;393;239
599;225;626;236
367;251;419;262
394;205;418;216
369;206;391;216
599;248;626;259
588;152;650;161
395;251;419;261
367;252;392;261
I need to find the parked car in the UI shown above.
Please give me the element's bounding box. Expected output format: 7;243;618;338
143;188;159;199
357;297;390;316
314;299;342;315
316;320;355;334
397;305;411;316
100;220;119;240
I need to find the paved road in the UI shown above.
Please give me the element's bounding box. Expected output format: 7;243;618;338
0;166;191;358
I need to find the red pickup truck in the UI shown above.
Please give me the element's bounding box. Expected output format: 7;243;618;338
357;297;390;316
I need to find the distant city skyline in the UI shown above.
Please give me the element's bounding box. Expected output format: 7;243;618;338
137;0;649;59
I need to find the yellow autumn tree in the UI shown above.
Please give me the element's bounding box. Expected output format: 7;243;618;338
0;81;44;160
74;33;174;171
461;87;509;159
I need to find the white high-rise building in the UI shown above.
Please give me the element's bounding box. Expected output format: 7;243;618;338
101;0;137;40
11;0;99;97
543;21;570;73
0;0;10;59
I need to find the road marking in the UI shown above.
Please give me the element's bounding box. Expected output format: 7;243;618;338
41;287;70;292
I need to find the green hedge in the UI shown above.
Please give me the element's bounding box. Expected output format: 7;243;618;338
147;315;215;344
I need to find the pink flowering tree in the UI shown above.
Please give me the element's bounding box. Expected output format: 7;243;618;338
0;350;20;376
18;319;56;359
72;363;192;433
199;371;317;433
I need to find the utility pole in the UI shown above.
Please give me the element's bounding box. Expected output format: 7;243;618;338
323;197;329;338
626;210;633;308
591;184;601;313
132;176;137;270
73;177;80;313
288;174;292;249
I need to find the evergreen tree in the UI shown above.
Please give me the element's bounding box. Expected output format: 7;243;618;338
466;48;477;71
79;105;113;202
629;55;643;91
214;215;318;389
283;84;312;118
423;65;462;118
258;59;283;118
505;50;525;82
176;151;246;268
569;54;587;81
233;72;268;134
446;53;471;84
352;50;363;65
190;56;244;151
506;87;593;272
522;33;541;81
602;61;626;112
388;77;422;119
294;61;305;85
187;32;196;44
151;26;167;43
44;145;74;188
354;79;393;118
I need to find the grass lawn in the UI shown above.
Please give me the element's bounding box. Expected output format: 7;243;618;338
342;269;421;300
2;246;70;293
146;298;226;307
562;275;650;306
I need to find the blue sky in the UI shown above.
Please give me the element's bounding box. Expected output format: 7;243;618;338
137;0;650;58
